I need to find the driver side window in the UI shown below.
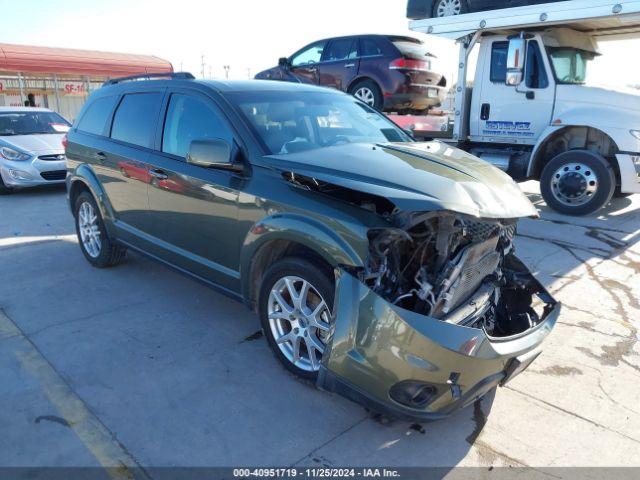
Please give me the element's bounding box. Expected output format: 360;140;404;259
291;41;326;67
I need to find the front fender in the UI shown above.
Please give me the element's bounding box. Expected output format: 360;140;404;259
239;212;366;302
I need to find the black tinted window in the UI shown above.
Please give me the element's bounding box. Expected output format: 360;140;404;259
526;41;549;89
361;39;382;57
77;96;117;135
324;39;357;62
490;42;509;83
111;93;162;148
162;94;233;158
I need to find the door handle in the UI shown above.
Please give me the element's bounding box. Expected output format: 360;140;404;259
480;103;490;121
148;169;168;180
345;63;356;68
93;152;106;162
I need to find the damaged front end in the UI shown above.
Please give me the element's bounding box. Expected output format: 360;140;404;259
318;211;560;421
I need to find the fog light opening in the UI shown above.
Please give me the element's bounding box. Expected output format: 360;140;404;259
389;381;438;409
9;169;33;181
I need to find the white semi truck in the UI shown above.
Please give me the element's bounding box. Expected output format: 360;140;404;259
406;0;640;215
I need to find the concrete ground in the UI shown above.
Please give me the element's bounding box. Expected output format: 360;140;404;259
0;182;639;473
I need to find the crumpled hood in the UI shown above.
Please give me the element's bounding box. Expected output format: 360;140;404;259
555;84;640;116
0;134;65;153
267;142;538;219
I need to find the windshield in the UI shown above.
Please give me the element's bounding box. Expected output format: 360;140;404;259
548;48;595;85
227;91;412;155
0;111;71;136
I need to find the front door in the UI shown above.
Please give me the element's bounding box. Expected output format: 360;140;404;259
288;41;326;85
471;37;555;144
318;38;360;92
145;89;243;290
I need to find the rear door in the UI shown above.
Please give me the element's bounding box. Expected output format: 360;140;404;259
318;38;360;92
144;88;244;290
84;90;162;237
288;41;326;85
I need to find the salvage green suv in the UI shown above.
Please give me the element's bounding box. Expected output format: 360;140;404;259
66;73;559;421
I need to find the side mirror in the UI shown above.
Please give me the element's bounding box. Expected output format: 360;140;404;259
506;37;526;86
278;57;290;70
187;139;243;173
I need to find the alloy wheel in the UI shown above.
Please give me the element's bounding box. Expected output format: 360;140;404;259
354;87;376;106
436;0;462;16
78;201;102;258
267;276;332;372
550;162;599;207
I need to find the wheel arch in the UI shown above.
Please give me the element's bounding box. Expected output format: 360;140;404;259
239;214;365;311
528;125;621;181
347;76;382;95
68;165;117;234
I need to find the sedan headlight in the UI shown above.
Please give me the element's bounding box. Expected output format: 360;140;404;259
0;146;31;161
630;130;640;141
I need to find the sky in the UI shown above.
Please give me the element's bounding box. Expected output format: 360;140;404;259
1;0;638;87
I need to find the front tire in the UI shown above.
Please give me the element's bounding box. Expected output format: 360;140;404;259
349;80;383;111
74;191;126;267
259;257;334;381
0;176;12;195
540;150;615;216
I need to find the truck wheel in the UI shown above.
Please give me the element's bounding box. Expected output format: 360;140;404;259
259;257;334;381
540;150;615;216
349;80;383;111
433;0;468;17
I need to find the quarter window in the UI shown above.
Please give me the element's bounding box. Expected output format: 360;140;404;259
162;94;233;158
110;93;162;148
77;96;117;135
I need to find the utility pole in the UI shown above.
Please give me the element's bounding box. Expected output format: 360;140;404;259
201;55;206;79
223;65;230;80
247;68;251;79
180;61;183;72
209;66;212;79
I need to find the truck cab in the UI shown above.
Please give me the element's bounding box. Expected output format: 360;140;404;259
408;0;640;215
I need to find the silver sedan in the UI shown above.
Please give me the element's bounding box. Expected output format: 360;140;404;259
0;107;70;193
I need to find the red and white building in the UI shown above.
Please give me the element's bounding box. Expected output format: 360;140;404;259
0;43;173;121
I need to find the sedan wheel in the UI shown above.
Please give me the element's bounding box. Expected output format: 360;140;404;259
267;276;331;373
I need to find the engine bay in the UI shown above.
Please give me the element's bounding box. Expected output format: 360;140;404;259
364;212;554;337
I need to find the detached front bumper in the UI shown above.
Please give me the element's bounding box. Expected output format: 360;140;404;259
318;261;560;421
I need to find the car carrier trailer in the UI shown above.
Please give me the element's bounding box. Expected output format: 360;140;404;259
401;0;640;215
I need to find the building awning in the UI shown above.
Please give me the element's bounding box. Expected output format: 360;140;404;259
0;43;173;78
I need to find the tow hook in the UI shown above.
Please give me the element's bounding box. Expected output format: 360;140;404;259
448;372;462;399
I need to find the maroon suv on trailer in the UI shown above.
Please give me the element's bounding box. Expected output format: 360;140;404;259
255;34;447;114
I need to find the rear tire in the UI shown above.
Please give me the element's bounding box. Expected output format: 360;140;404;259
259;257;335;381
432;0;468;17
349;80;383;111
74;191;126;268
540;150;615;216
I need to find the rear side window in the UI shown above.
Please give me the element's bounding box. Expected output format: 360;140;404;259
162;94;233;158
360;38;383;57
490;42;509;83
323;39;358;62
76;96;117;135
110;93;162;148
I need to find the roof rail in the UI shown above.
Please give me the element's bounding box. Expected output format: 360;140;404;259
103;71;195;86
